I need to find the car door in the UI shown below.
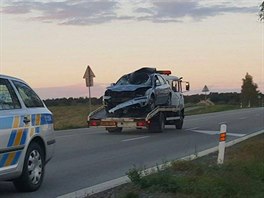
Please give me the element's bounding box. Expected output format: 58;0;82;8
157;75;170;104
0;78;29;170
153;75;163;104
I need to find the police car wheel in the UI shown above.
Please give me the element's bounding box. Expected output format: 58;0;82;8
13;142;45;192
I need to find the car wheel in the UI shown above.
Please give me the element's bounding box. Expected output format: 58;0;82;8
13;142;45;192
148;96;156;111
106;127;123;133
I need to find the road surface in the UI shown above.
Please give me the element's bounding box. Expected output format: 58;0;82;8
0;108;263;197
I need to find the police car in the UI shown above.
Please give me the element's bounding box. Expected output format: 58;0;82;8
0;75;55;192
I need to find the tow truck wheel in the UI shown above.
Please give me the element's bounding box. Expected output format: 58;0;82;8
149;112;165;133
106;127;123;133
13;142;45;192
175;110;184;129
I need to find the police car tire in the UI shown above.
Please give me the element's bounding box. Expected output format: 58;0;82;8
13;142;45;192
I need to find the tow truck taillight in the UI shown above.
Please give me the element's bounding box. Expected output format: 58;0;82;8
136;120;150;127
90;120;99;126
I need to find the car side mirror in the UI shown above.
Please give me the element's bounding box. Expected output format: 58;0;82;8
155;79;161;87
110;83;116;86
186;82;190;91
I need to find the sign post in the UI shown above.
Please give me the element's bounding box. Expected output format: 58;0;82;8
202;85;209;100
83;65;95;114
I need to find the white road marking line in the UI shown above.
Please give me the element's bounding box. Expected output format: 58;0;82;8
122;136;150;142
218;122;227;125
226;133;246;137
238;117;247;120
189;129;246;137
186;127;198;130
192;130;218;135
56;131;105;138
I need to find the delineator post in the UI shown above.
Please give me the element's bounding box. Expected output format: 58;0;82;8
217;124;227;165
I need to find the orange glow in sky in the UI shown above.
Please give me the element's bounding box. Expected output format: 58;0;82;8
0;0;263;98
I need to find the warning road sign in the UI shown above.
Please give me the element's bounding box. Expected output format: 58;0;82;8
83;65;95;87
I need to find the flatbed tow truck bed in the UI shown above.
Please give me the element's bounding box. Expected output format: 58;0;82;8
87;105;184;133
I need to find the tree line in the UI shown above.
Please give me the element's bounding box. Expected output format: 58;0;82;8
44;73;263;107
44;92;263;107
44;96;103;106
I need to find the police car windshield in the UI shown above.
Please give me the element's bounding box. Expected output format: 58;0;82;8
116;72;151;86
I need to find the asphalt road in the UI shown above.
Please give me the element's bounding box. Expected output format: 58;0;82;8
0;108;263;198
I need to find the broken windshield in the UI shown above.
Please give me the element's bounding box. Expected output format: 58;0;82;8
116;72;151;86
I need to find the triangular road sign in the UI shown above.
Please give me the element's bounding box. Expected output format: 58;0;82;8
83;65;95;87
202;85;209;92
83;65;95;79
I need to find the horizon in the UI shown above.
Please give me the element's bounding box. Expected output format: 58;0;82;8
1;0;263;99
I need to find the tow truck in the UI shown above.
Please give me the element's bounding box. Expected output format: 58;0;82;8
87;70;189;133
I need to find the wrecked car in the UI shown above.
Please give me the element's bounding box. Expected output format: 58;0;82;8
103;67;171;115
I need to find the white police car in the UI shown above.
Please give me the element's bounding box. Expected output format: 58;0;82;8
0;75;55;192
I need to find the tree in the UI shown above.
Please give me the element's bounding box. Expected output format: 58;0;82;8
260;1;264;21
241;73;259;107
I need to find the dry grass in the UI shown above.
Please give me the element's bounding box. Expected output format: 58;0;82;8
48;104;101;130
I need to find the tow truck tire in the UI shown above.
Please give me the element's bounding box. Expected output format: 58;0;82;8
13;142;45;192
106;127;123;133
175;110;184;129
149;112;165;133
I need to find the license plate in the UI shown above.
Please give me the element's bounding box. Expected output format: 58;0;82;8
100;121;116;126
117;122;137;128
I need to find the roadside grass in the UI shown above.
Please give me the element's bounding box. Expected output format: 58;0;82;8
185;104;240;116
48;104;101;130
48;103;241;130
88;134;264;198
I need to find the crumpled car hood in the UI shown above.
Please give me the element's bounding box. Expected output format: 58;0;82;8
107;84;151;92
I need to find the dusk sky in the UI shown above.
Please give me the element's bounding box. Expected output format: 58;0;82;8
0;0;263;99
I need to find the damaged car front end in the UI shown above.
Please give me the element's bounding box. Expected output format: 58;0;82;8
103;67;170;116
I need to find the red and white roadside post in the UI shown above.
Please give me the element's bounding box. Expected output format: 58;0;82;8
217;124;227;165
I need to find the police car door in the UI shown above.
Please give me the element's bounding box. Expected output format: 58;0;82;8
11;80;52;143
0;78;28;171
